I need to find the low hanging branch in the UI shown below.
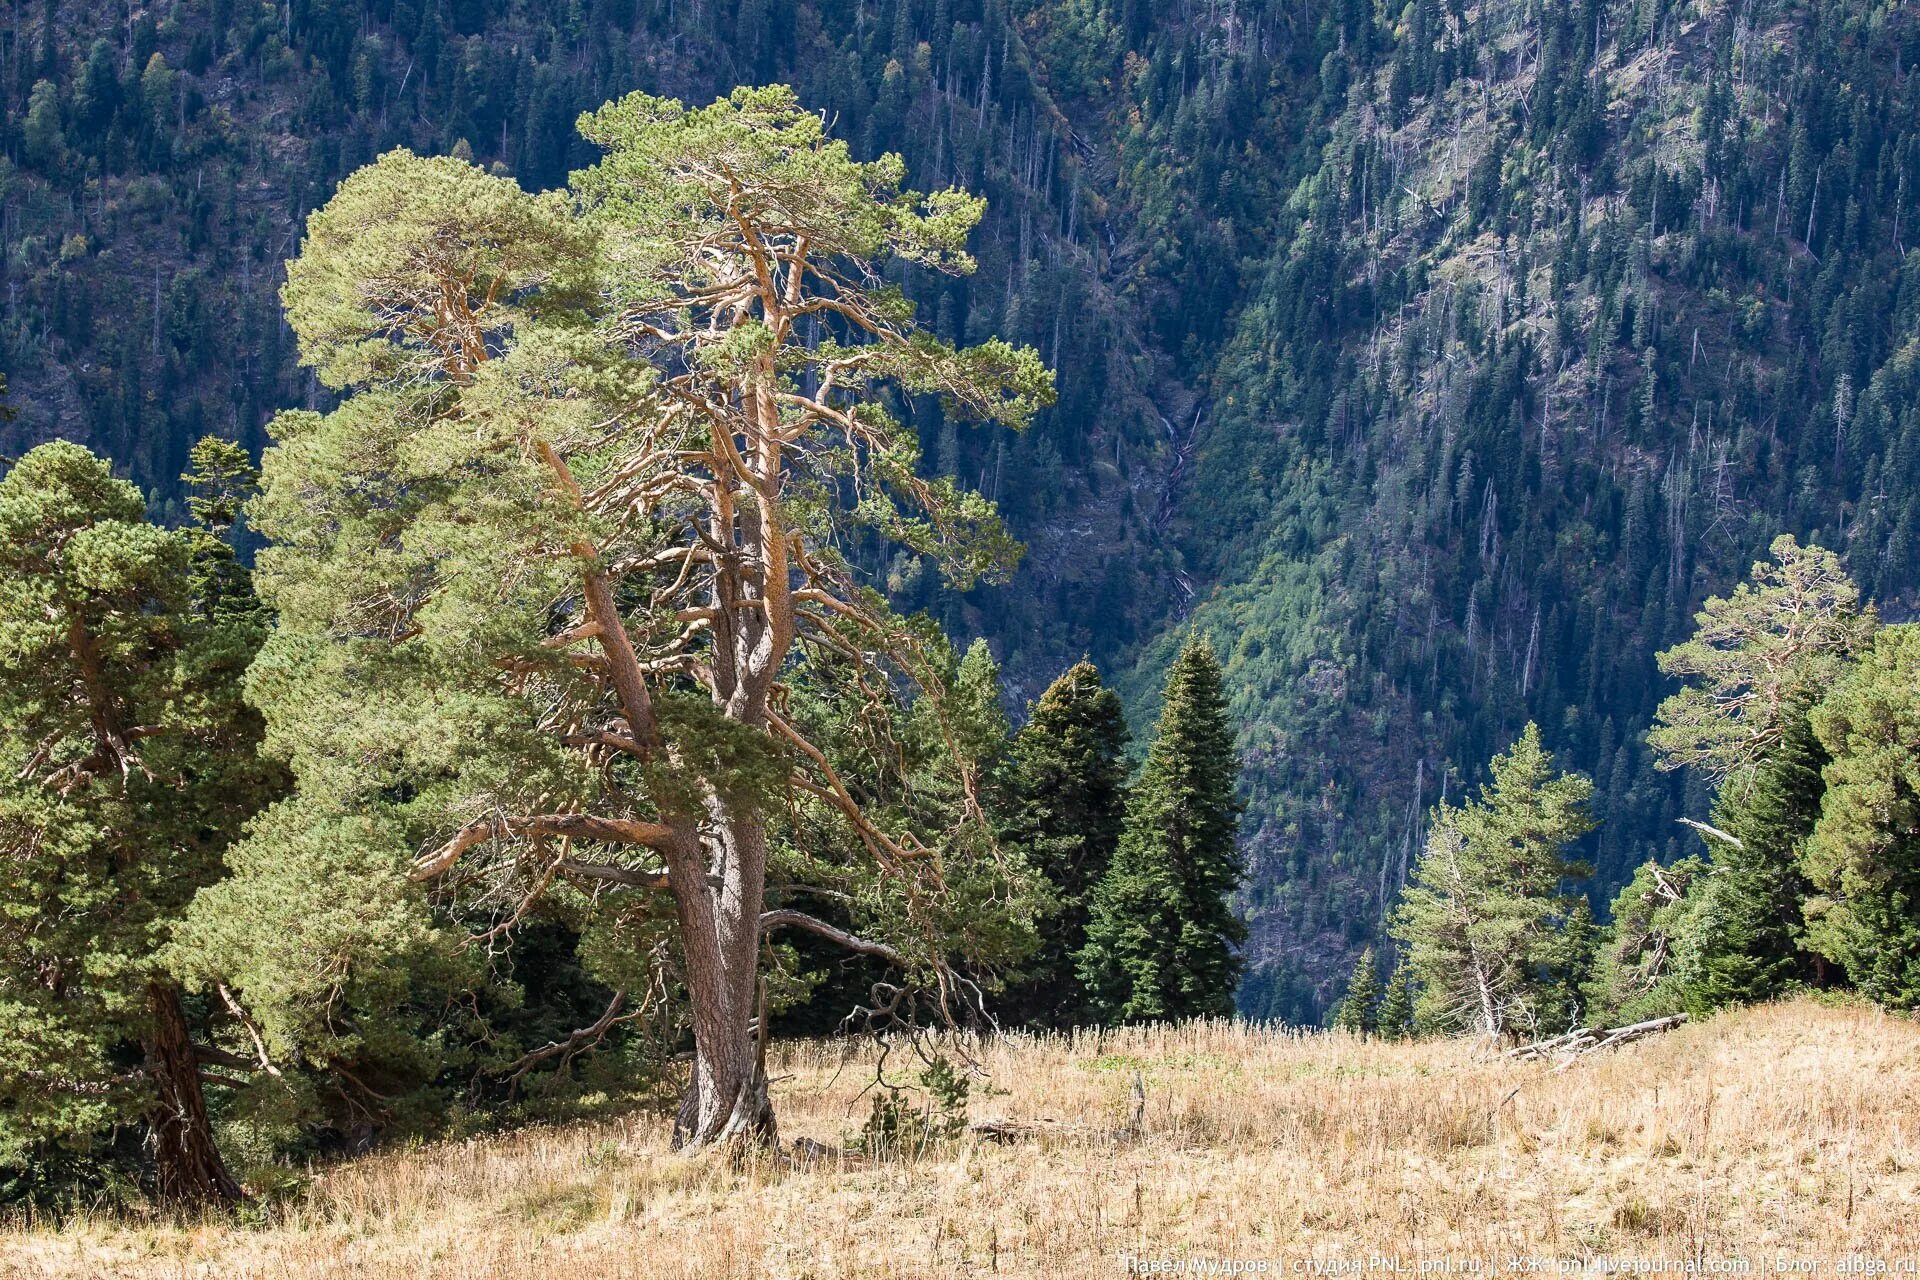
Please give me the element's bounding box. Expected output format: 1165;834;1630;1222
216;982;284;1079
760;908;905;964
497;989;633;1085
557;858;671;890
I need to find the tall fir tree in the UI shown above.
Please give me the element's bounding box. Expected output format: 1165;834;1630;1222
1680;697;1829;1009
1374;961;1416;1039
1802;624;1920;1009
1331;946;1380;1033
1078;636;1245;1024
1390;724;1594;1039
0;441;275;1206
995;660;1130;1027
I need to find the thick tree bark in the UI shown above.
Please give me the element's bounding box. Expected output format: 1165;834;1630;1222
143;982;242;1207
540;442;778;1151
669;803;776;1149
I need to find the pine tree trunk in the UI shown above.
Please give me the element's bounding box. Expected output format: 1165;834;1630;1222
668;466;784;1151
143;982;242;1207
668;810;775;1150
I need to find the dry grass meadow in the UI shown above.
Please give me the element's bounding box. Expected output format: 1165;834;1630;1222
4;998;1917;1278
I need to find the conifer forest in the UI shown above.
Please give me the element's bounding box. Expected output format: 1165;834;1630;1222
3;0;1920;1271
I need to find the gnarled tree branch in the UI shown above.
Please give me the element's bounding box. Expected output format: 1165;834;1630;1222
557;858;671;890
760;908;904;965
413;813;676;880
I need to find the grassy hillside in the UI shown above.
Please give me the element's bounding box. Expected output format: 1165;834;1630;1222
8;998;1916;1276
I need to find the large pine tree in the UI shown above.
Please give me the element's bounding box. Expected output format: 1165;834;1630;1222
1078;636;1245;1024
200;92;1053;1149
995;660;1130;1027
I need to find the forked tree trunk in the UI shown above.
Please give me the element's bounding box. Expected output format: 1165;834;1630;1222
667;455;787;1149
143;982;242;1207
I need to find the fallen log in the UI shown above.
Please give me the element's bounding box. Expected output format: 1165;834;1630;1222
968;1116;1092;1144
970;1118;1044;1144
1507;1012;1689;1064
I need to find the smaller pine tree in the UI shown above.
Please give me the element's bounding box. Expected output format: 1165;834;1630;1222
0;442;276;1206
1375;962;1416;1039
1389;724;1594;1039
1331;947;1380;1033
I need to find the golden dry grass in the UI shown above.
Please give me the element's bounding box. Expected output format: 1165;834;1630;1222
5;998;1918;1278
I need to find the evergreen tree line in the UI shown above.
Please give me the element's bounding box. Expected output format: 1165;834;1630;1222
0;88;1247;1209
1334;537;1920;1038
12;0;1920;1031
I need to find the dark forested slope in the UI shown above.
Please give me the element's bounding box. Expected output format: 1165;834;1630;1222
5;0;1919;1022
0;0;1188;687
1157;0;1920;1020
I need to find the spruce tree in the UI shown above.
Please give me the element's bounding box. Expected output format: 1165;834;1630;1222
1331;947;1380;1033
179;437;262;620
1802;624;1920;1008
0;442;273;1206
996;660;1130;1027
1389;724;1594;1039
1680;698;1828;1009
1375;961;1416;1039
1079;636;1245;1024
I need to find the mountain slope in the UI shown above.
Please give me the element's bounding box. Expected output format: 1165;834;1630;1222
0;0;1185;694
6;0;1920;1022
1149;0;1920;1019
